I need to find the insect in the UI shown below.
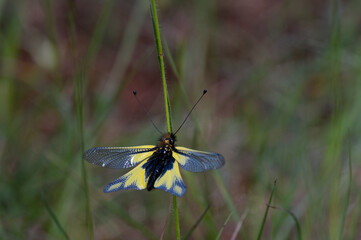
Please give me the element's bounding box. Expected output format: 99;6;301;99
84;90;225;197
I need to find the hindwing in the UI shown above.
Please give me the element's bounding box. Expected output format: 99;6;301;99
154;161;186;197
104;160;148;192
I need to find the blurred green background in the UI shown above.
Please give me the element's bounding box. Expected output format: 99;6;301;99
1;0;361;239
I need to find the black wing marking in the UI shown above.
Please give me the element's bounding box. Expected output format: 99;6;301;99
84;145;156;169
173;146;225;172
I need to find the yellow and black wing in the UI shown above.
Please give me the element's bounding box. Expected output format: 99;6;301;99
85;145;157;192
153;161;186;197
103;162;149;192
84;145;156;169
173;146;225;172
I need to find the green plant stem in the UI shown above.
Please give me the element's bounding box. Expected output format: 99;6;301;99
257;178;277;240
338;136;353;239
215;212;233;240
67;1;93;239
173;195;181;239
41;192;70;240
182;205;210;240
149;0;172;132
148;0;179;239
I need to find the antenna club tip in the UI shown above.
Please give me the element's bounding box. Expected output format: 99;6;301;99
133;90;137;95
203;89;207;94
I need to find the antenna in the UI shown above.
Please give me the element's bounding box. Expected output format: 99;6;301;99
174;89;207;135
133;90;162;134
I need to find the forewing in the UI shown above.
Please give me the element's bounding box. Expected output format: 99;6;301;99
84;145;156;169
154;161;186;197
173;146;225;172
104;160;148;192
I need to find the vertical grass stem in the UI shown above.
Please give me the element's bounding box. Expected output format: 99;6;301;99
67;1;94;239
148;0;179;239
257;178;277;240
149;0;172;132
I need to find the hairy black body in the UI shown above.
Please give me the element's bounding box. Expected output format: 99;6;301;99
142;133;177;191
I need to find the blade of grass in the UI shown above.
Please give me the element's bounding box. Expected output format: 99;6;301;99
67;1;119;238
215;212;233;240
74;61;93;240
285;210;302;240
327;0;342;237
182;205;210;240
268;205;302;240
41;192;70;240
148;0;180;239
347;192;361;239
162;32;180;80
257;178;277;240
213;171;240;221
230;208;248;240
338;135;352;239
160;196;173;240
67;1;94;239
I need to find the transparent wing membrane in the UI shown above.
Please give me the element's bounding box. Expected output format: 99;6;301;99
84;145;156;169
173;146;225;172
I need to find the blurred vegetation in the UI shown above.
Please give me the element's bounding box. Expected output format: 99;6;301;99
1;0;361;239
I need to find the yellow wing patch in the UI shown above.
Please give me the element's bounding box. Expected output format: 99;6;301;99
129;146;155;165
154;162;186;197
173;150;187;166
104;162;147;192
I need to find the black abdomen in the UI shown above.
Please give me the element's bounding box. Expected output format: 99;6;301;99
142;151;175;191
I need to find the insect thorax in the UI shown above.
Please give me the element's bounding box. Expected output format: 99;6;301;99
158;132;176;155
